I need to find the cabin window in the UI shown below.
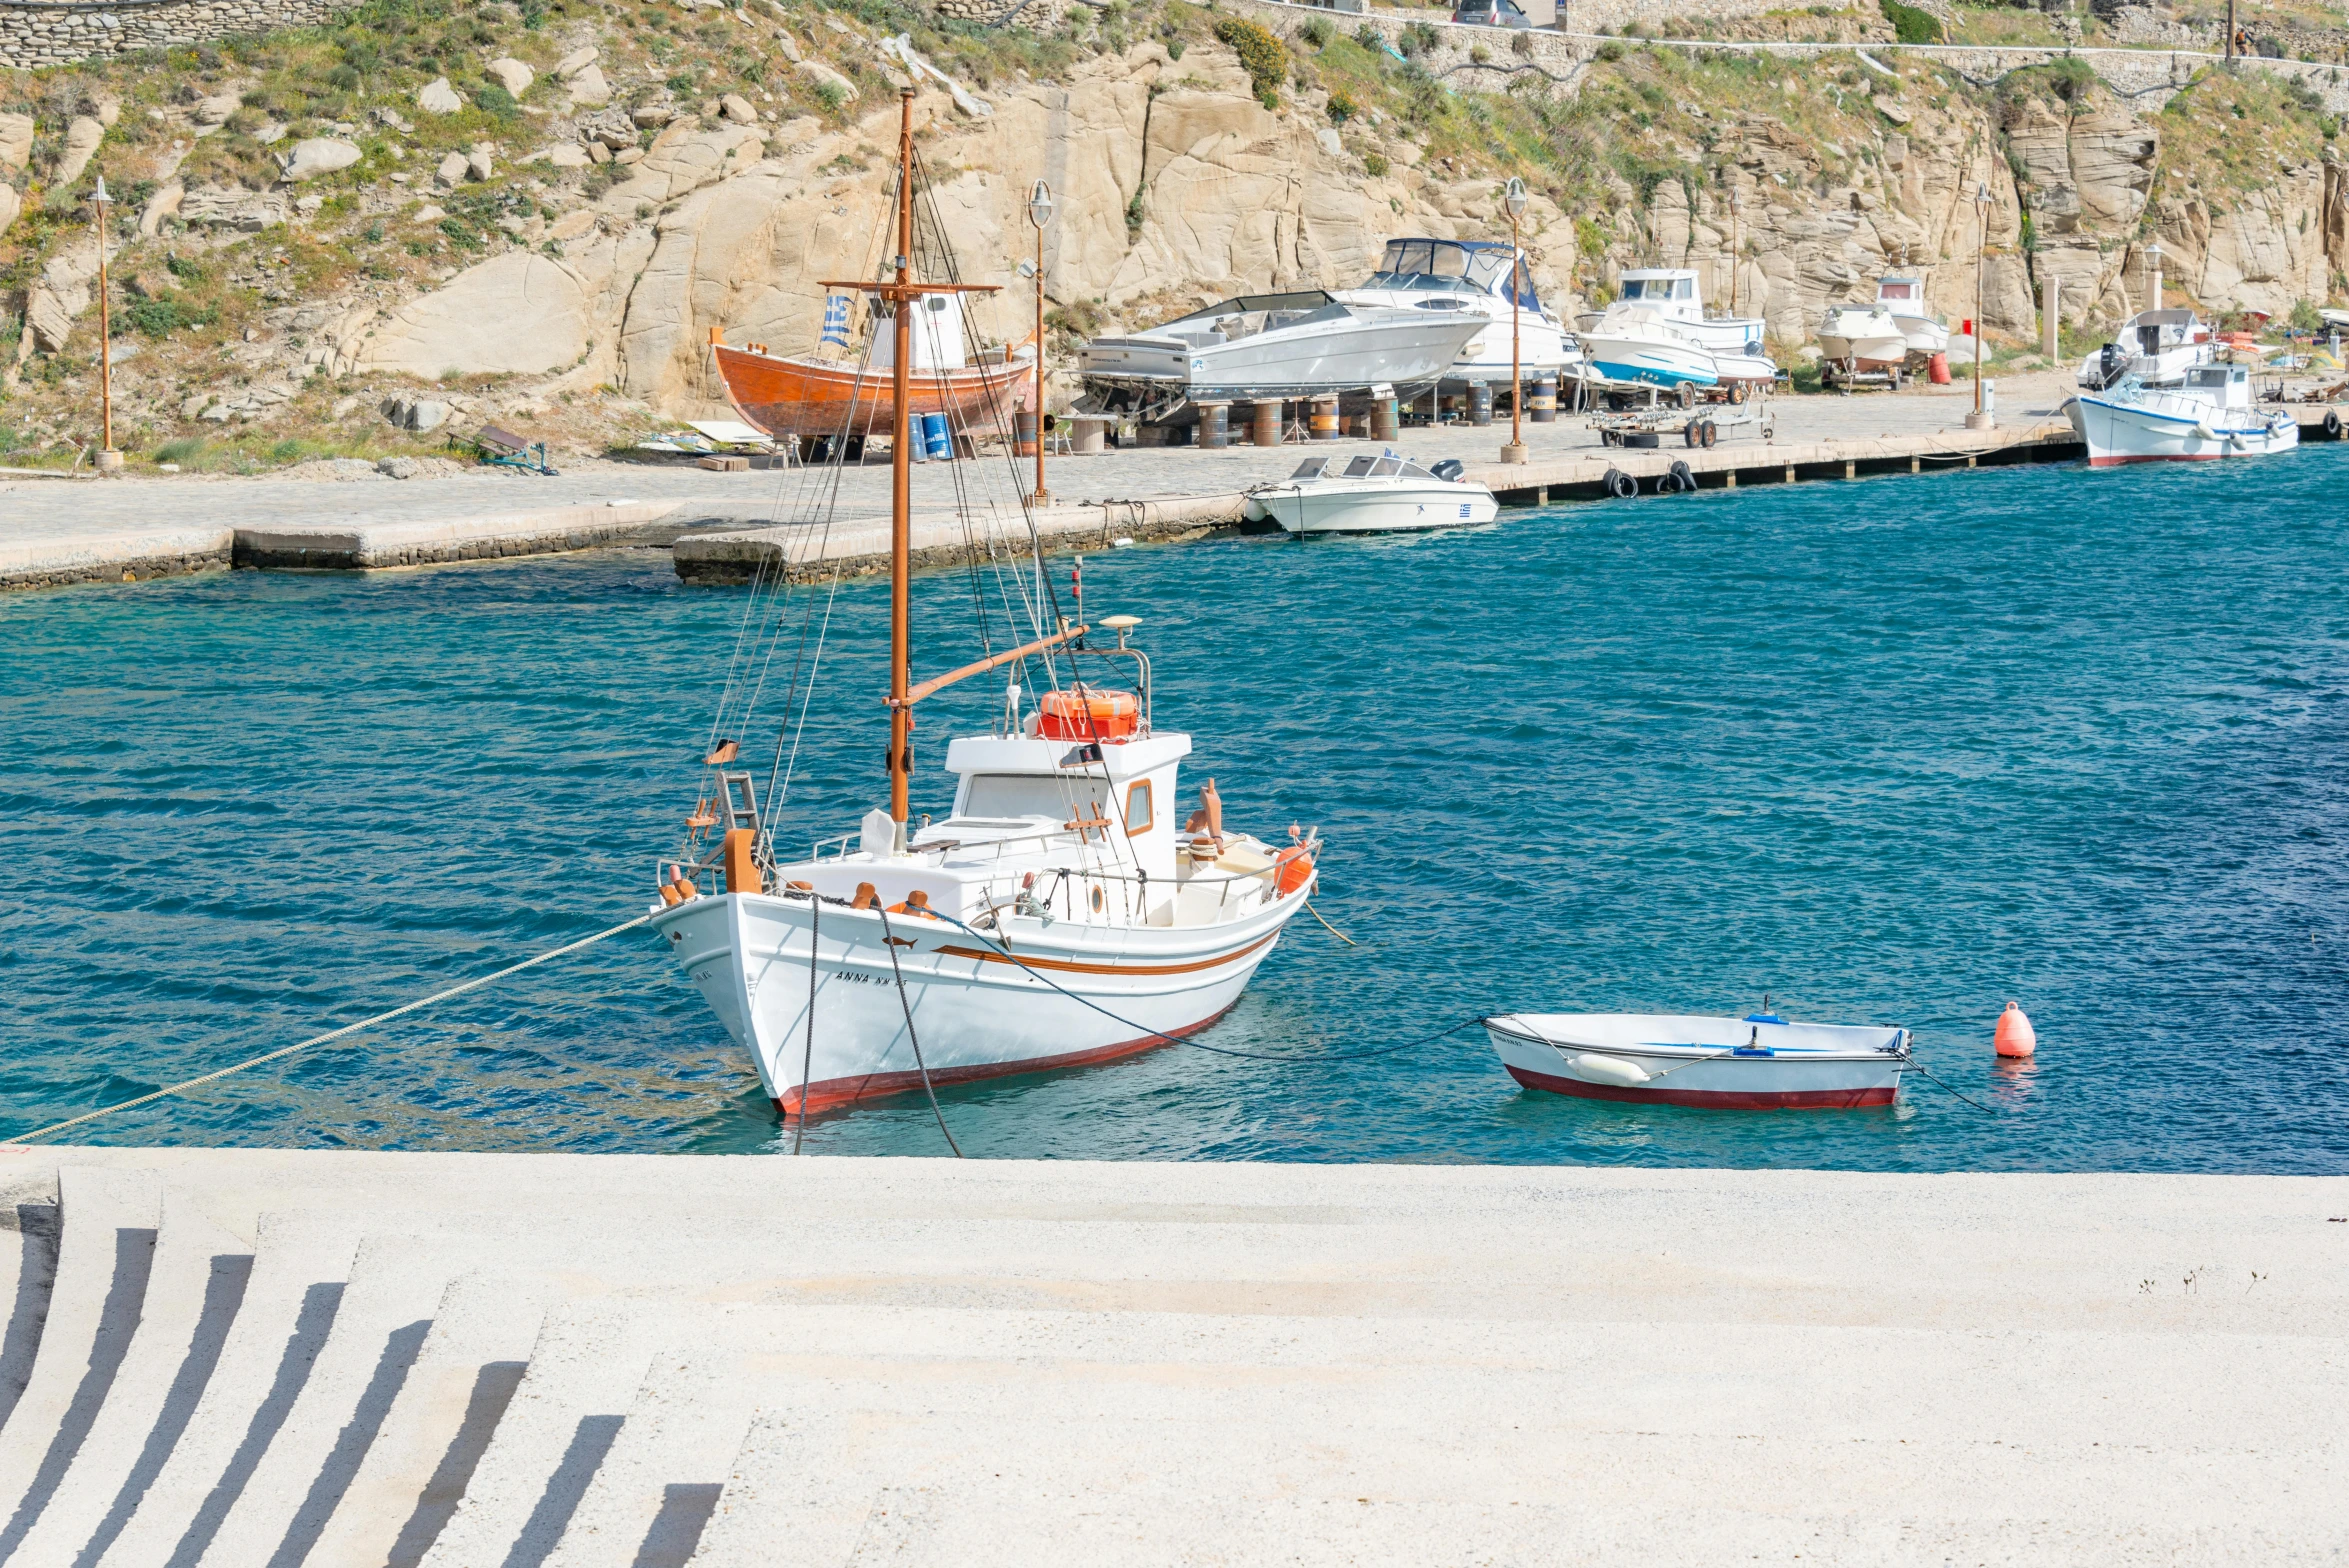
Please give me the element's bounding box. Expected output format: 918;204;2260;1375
1881;282;1915;301
1125;781;1154;835
1618;279;1648;300
961;774;1082;820
1673;278;1695;300
1343;455;1378;477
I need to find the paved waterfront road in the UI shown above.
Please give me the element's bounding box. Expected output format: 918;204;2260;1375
0;372;2081;564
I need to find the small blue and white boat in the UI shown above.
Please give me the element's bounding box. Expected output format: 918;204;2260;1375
1575;301;1718;390
1485;1010;1910;1109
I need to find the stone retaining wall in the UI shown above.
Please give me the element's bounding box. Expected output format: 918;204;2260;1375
0;0;354;69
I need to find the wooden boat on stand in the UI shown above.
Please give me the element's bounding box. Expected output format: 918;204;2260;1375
649;90;1323;1125
712;292;1035;445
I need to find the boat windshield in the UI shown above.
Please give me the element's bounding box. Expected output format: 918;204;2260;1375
1620;275;1697;302
1342;456;1378;477
1369;239;1539;311
1288;458;1330;480
1876;279;1919;302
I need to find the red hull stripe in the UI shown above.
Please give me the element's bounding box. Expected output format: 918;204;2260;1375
776;1004;1234;1118
1503;1063;1897;1110
2086;452;2233;467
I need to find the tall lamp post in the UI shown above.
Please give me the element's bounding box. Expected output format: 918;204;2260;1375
1501;176;1528;465
1966;180;1994;431
92;176;121;474
1026;178;1055;507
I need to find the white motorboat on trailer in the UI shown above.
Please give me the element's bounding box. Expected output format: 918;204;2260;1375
651;92;1322;1122
1244;450;1498;535
2078;307;2214;390
1577;302;1718;390
2066;363;2298;466
1485;1011;1911;1109
1610;268;1776;386
1338;238;1573;394
1078;289;1481;422
1817;301;1908;371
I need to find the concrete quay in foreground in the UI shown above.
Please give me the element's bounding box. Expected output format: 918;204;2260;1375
0;1145;2340;1565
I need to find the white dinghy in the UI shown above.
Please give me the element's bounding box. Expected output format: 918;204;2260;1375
1485;1010;1910;1109
1245;451;1498;536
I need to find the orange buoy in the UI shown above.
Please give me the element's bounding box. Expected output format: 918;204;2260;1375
1994;1000;2037;1058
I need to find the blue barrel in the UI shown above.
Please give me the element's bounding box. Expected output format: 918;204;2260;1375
922;411;954;462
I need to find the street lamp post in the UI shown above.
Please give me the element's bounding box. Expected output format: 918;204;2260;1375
1964;181;1995;430
91;176;122;474
1502;176;1528;465
1026;179;1055;507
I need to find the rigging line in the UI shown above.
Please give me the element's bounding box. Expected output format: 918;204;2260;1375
770;568;843;826
925;909;1479;1064
4;913;657;1146
795;895;818;1155
1305;900;1359;946
875;902;964;1157
1904;1054;1998;1113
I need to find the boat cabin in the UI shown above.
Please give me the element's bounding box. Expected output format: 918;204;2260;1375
1617;268;1700;307
1367;240;1539;311
2178;362;2251;407
870;291;970;371
1145;290;1348;350
1285;452;1446;483
2125;307;2209;357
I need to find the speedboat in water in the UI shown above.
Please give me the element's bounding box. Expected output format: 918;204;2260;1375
1577;301;1718;390
1611;268;1775;386
1872;275;1948;355
1485;1010;1911;1109
655;93;1323;1123
1336;237;1573;393
2077;308;2214;390
2066;362;2297;466
1244;450;1497;535
1078;290;1481;422
1818;301;1908;371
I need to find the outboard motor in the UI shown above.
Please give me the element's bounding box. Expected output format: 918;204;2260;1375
2090;341;2126;389
1431;458;1466;482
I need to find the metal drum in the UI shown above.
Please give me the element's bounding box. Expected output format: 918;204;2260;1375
1369;395;1400;441
1468;382;1494;427
1197;402;1230;449
1529;375;1558;423
1014;408;1039;457
922;411;954;461
1310;396;1341;440
1251;400;1284;446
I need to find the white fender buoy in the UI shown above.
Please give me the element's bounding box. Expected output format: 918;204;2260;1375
1994;1000;2037;1059
1569;1052;1652;1088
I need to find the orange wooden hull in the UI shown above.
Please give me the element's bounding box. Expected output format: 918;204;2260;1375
713;345;1033;441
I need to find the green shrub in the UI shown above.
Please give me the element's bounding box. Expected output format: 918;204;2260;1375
1166;38;1185;59
1880;0;1941;44
1214;17;1287;108
1299;16;1331;48
2290;298;2324;333
1355;22;1385;52
1363;150;1390;177
1328;87;1358;122
154;436;206;463
476;83;518;117
1400;20;1441;57
124;293;218;338
1595;39;1625;61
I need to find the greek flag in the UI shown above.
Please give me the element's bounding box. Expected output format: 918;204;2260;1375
820;294;852;350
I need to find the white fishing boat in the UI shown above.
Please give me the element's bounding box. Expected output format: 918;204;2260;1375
1577;301;1718;390
1817;302;1908;370
1485;1010;1911;1109
1244;451;1497;535
2065;363;2297;467
1872;275;1948;355
1612;268;1775;387
1338;237;1574;393
650;92;1322;1122
2077;307;2214;390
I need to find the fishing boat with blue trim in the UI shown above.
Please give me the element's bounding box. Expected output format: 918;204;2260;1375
2065;363;2297;467
1484;1010;1911;1109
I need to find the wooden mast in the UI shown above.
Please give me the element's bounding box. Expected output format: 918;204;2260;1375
889;87;914;837
822;88;997;844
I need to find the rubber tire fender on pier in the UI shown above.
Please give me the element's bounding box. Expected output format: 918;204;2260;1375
1667;459;1695;494
2325;409;2341;439
1602;467;1637;500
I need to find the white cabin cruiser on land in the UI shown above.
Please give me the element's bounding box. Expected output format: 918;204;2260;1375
1485;1011;1911;1109
1577;301;1718;390
1872;276;1948;355
2078;308;2214;389
653;91;1321;1124
1078;289;1481;422
1337;238;1573;393
1608;268;1776;385
1245;450;1498;535
2066;363;2297;466
1818;302;1909;372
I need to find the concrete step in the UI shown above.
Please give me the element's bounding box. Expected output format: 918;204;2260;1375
91;1211;359;1568
8;1191;250;1568
302;1270;560;1568
0;1166;159;1559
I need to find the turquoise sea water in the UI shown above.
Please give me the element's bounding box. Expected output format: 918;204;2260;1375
6;450;2349;1170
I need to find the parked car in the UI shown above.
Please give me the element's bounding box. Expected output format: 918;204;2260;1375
1452;0;1537;26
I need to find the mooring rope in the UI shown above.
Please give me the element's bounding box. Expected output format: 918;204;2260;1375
3;913;657;1147
876;902;965;1157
